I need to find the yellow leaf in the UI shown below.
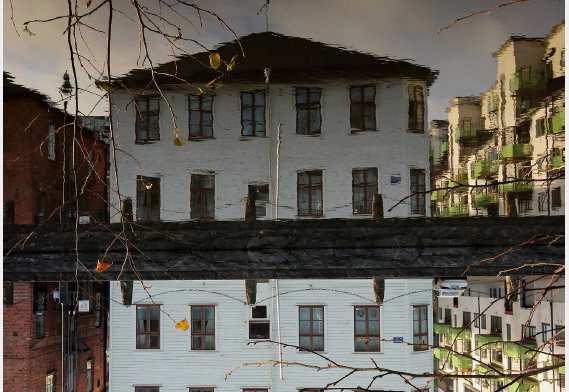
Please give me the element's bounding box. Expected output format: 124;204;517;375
174;135;183;146
226;55;237;72
175;319;189;331
95;259;112;272
209;52;221;70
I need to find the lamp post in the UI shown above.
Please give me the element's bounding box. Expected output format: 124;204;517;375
59;71;73;226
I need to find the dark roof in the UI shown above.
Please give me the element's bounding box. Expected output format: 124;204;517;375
112;32;438;89
4;72;62;113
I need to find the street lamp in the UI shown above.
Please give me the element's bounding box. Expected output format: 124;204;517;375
59;71;73;225
59;71;73;112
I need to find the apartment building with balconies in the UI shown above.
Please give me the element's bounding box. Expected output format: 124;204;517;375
434;276;565;392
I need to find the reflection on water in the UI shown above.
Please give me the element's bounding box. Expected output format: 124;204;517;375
106;276;564;392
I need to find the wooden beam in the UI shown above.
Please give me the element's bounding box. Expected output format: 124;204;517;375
3;216;564;281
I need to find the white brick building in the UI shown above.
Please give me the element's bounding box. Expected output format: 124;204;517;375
106;32;439;392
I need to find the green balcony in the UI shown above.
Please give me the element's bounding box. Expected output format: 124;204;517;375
473;192;499;207
435;323;471;340
475;334;501;349
501;144;533;162
509;70;549;94
433;346;451;360
458;126;477;141
503;340;537;358
506;378;538;392
551;152;564;169
473;160;499;179
500;181;533;194
440;204;469;217
552;111;565;134
451;353;473;370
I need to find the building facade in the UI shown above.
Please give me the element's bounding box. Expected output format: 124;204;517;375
3;73;109;392
105;32;438;391
431;23;565;218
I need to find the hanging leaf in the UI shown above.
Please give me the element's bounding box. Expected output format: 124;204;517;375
173;127;183;146
209;52;221;70
96;259;112;273
226;55;237;72
175;319;189;331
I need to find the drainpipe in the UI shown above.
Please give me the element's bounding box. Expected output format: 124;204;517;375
60;281;65;392
274;279;284;380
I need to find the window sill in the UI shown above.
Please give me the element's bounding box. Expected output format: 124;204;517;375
239;136;267;141
296;133;322;137
188;349;219;353
189;137;215;142
407;129;425;134
297;215;325;219
135;140;160;145
352;351;383;354
350;129;379;134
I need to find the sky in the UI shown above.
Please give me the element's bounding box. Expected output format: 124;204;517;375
3;0;565;120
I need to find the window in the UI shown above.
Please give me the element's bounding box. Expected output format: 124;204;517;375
551;187;562;208
518;196;532;214
490;316;502;334
190;174;215;219
506;324;511;341
410;169;426;215
490;287;502;298
48;124;56;160
555;325;565;346
538;192;548;212
35;191;47;224
299;305;324;351
350;85;376;131
135;388;160;392
136;176;160;222
352;168;378;215
481;314;486;329
34;284;46;338
135;96;160;143
296;87;322;135
4;201;14;224
86;359;93;392
191;305;215;350
463;312;471;327
459;119;473;136
522;324;536;341
94;292;102;328
408;85;425;132
542;323;551;344
136;305;160;349
249;305;270;340
46;372;56;392
297;171;323;217
241;91;265;137
444;308;451;324
354;305;381;352
413;305;429;351
491;347;503;364
561;49;565;68
189;94;214;139
248;184;269;218
536;118;547;137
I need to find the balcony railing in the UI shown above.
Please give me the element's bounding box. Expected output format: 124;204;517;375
501;144;533;162
499;181;533;194
552;111;565;134
473;160;499;179
458;126;477;141
473;192;499;207
509;69;550;94
440;204;469;217
550;152;564;169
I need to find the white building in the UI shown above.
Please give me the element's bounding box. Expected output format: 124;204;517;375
105;32;439;392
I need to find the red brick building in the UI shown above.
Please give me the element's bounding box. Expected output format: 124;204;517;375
3;72;109;391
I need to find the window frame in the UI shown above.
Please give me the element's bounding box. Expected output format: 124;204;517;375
551;187;562;208
353;305;381;352
412;304;429;351
135;304;161;350
240;90;266;137
298;305;325;352
248;184;269;218
188;388;215;392
190;174;215;220
352;168;378;215
349;85;377;132
136;176;161;222
408;85;425;133
135;96;160;144
190;305;216;350
295;87;322;135
188;94;214;139
410;168;426;215
297;170;323;217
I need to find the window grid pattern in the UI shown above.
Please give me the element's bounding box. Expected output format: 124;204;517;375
410;169;426;215
413;305;428;351
241;91;266;137
189;95;214;139
136;305;160;349
136;176;160;222
135;96;160;143
190;174;215;220
352;168;378;215
408;85;425;132
296;87;322;135
350;86;376;131
354;305;381;352
297;171;323;217
191;305;215;350
299;305;324;351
